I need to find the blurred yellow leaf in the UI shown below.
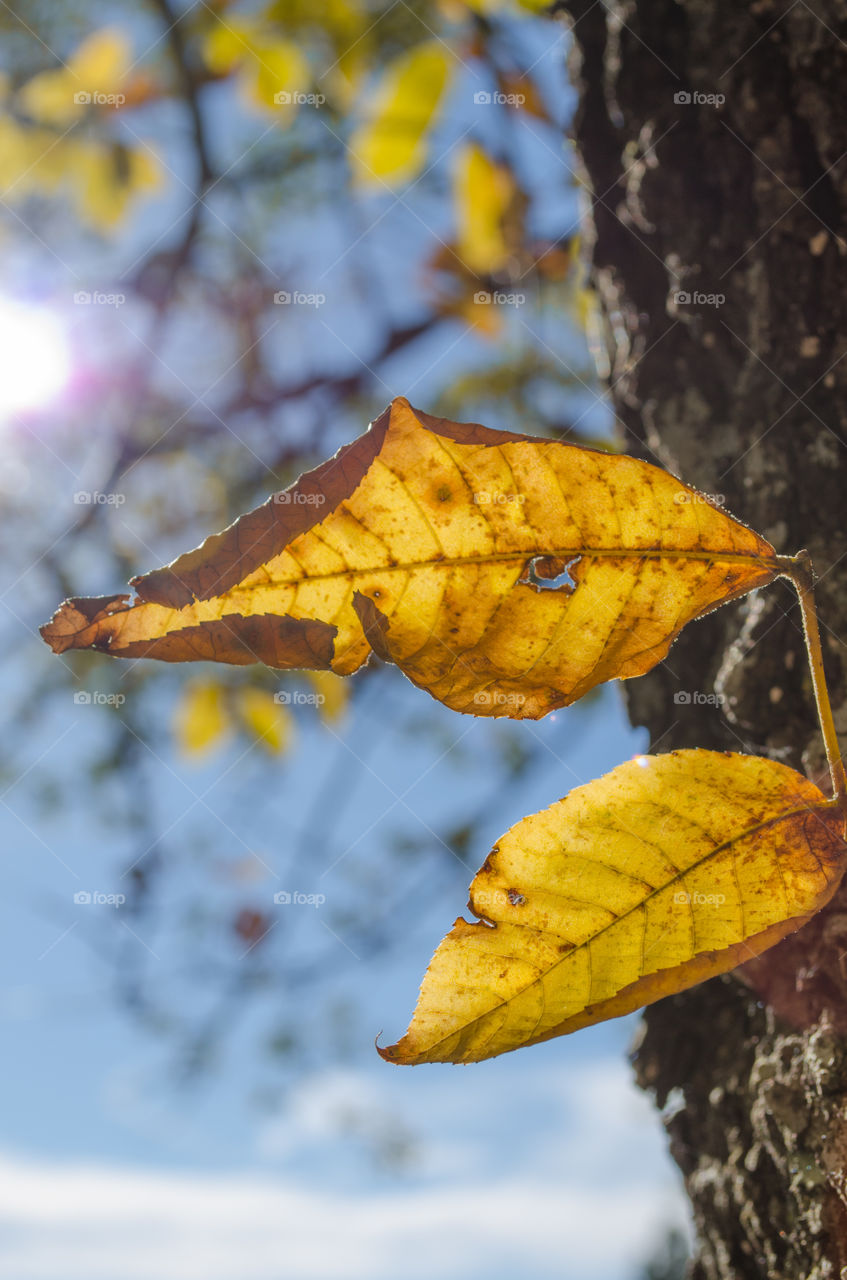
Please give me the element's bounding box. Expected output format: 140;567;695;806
460;292;504;336
8;28;158;231
17;27;131;126
306;670;348;724
238;687;293;753
250;39;311;111
17;71;83;127
203;19;254;74
174;681;231;758
350;42;451;185
381;751;847;1063
203;19;311;117
0;118;52;192
71;27;131;91
43;397;780;720
71;140;161;231
454;143;516;274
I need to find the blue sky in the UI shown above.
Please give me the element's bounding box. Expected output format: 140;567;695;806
0;670;690;1279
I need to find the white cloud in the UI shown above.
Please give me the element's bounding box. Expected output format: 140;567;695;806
0;1149;685;1280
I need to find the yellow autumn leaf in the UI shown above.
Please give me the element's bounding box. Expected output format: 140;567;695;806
238;687;293;753
0;118;54;193
174;680;231;758
41;397;782;720
350;42;451;185
380;751;847;1064
454;143;516;275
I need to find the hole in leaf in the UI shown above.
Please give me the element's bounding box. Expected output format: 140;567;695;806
525;554;580;592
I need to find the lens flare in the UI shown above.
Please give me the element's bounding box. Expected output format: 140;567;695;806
0;299;70;416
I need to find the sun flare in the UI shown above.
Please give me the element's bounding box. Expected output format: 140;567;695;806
0;299;70;417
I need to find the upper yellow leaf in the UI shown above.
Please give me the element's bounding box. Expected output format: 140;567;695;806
41;397;780;719
380;751;847;1064
349;43;451;185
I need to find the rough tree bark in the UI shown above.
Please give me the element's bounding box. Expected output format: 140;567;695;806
558;2;847;1276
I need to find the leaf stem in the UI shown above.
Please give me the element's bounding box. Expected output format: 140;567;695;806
777;552;847;806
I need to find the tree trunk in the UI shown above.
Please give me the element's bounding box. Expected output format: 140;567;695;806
558;2;847;1275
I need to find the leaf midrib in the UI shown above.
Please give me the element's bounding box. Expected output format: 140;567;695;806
243;545;780;592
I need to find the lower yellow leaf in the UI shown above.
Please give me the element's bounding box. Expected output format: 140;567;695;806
380;751;847;1064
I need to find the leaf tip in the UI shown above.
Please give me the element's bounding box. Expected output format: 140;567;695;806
39;593;131;654
375;1030;411;1066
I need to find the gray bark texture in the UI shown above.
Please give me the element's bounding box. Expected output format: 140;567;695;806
557;2;847;1276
